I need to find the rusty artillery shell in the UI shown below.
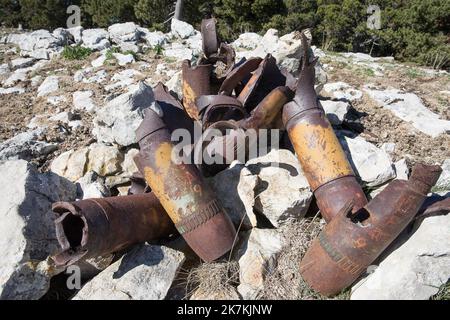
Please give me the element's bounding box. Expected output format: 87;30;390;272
52;193;176;267
237;54;287;111
201;18;219;58
282;33;367;222
240;86;294;130
182;60;212;120
299;164;442;296
219;57;263;96
136;108;237;262
195;95;247;129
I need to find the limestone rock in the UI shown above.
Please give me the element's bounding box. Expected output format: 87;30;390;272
237;229;284;300
171;19;194;39
0;129;57;161
93;81;157;146
72;244;185;300
37;76;59;97
351;213;450;300
0;160;76;299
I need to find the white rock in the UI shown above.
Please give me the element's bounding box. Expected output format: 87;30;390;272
72;244;185;300
232;33;263;50
108;22;140;44
394;159;409;180
321;100;350;125
0;129;57;160
105;69;142;91
81;29;110;51
381;142;396;159
237;229;284;299
351;213;450;300
91;54;107;68
30;75;42;87
207;163;258;230
171;19;195;39
164;43;193;61
67;26;84;44
113;53;135;66
0;87;25;95
245;149;313;227
2;67;32;87
435;159;450;192
338;132;396;187
93;82;157;146
87;143;123;176
37;76;59;97
50;148;89;182
323;82;363;102
83;70;107;84
165;71;182;97
0;63;10;75
73;90;95;112
10;57;35;69
0;160;76;299
4;30;63;59
47;95;66;106
76;171;110;199
365;87;450;138
144;31;167;47
51;144;123;182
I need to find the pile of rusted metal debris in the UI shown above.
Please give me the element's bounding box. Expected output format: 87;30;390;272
50;19;447;297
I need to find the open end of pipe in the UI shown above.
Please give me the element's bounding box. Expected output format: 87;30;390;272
52;203;89;266
61;213;84;249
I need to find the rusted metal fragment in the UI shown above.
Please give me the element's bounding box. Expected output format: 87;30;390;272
52;193;176;267
418;197;450;219
195;95;247;129
182;60;212;120
128;171;150;195
282;33;367;222
201;18;219;58
300;164;442;296
154;81;195;135
240;86;294;130
136;108;237;262
237;54;286;111
219;57;263;96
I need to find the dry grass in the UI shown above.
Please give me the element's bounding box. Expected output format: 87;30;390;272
432;281;450;300
257;215;349;300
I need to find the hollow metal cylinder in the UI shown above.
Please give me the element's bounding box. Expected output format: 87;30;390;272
136;108;237;262
52;193;176;267
299;164;442;296
182;60;212;120
282;34;367;222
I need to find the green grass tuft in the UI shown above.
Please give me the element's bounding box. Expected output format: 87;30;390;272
61;45;92;60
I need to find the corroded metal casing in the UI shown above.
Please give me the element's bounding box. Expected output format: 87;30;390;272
282;34;367;222
299;164;442;296
182;60;212;120
136;108;237;262
52;193;176;267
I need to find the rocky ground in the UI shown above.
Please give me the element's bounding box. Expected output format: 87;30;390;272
0;20;449;300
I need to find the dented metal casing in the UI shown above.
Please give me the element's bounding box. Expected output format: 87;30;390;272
299;164;442;296
282;34;367;222
52;193;176;267
135;107;237;262
182;60;212;120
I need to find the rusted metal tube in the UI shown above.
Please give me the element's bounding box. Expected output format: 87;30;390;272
195;95;247;129
136;108;237;262
237;54;287;111
239;86;294;130
52;193;176;267
201;18;219;58
299;164;442;296
182;60;212;120
282;34;367;222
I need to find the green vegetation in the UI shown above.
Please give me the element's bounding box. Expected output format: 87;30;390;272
105;46;121;60
0;0;449;70
61;45;92;60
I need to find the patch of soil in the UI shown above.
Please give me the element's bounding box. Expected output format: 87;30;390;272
324;58;450;164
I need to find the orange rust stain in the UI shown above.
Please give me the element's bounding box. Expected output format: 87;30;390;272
289;121;353;190
155;142;174;174
238;72;258;104
144;166;181;224
182;80;199;120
